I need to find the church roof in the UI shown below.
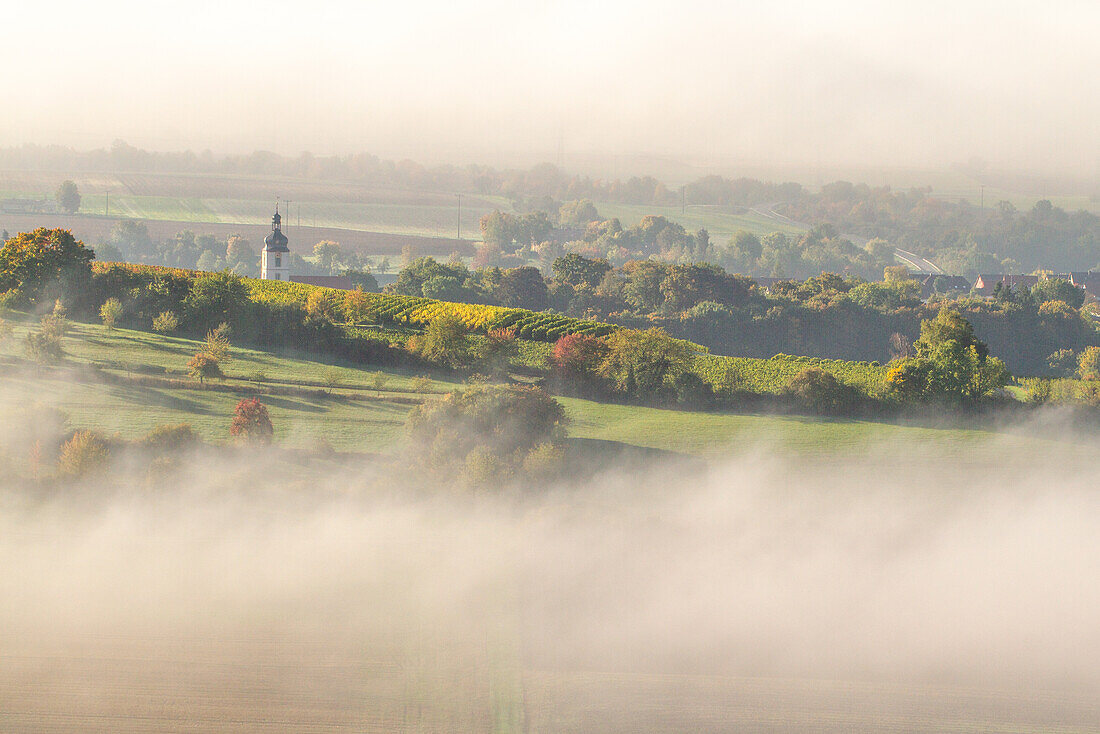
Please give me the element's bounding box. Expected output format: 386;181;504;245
263;209;289;252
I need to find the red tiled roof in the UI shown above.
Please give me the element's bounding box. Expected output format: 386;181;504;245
289;275;354;290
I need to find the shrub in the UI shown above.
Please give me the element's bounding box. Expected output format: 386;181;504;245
785;368;861;416
99;297;123;329
411;375;434;393
152;310;179;333
58;430;109;477
0;317;12;344
142;423;201;451
230;398;274;444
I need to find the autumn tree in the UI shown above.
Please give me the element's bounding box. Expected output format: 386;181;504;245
230;398;274;444
1078;346;1100;381
58;430;109;476
551;333;608;382
343;288;370;324
0;228;94;305
187;352;222;384
306;288;342;322
203;322;232;362
600;327;694;398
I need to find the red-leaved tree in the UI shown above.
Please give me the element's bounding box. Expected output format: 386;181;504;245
551;333;608;381
230;398;273;444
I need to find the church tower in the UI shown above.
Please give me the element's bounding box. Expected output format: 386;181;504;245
260;207;290;280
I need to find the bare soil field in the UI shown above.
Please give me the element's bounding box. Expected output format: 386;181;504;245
2;635;1094;733
0;213;474;257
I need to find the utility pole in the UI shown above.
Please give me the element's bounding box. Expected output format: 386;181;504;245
105;190;109;217
681;186;685;215
456;193;462;240
297;204;301;229
980;185;985;210
285;201;292;234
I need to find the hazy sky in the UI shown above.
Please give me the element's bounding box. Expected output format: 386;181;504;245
5;0;1099;176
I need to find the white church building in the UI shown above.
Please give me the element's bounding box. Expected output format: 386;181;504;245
260;206;352;289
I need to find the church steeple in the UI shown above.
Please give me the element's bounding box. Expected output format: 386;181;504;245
261;203;290;280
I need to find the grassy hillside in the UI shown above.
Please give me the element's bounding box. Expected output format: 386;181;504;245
0;318;1064;459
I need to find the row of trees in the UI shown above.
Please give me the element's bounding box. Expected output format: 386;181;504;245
384;253;1099;375
97;221;381;285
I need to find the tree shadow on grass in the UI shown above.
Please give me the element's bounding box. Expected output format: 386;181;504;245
260;395;332;414
102;383;217;414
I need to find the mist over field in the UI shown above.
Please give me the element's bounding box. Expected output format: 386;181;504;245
2;418;1098;731
5;0;1099;179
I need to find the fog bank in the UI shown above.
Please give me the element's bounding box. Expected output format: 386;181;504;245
1;437;1097;731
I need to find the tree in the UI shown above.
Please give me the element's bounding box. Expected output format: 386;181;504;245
600;328;694;398
152;310;179;333
552;253;612;289
187;352;222;384
230;398;274;444
344;288;370;324
883;265;910;283
886;309;1009;404
306;288;342;322
185;271;250;329
99;297;123;329
368;371;388;395
558;199;599;226
1031;278;1085;309
58;430;109;476
405;384;567;485
56;180;81;214
0;228;95;305
203;322;232;362
408;313;473;368
1078;347;1100;381
552;333;608;381
728;230;762;268
494;266;549;309
313;240;342;272
478;327;518;377
225;235;254;266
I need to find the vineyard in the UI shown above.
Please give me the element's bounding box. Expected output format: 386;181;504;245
696;353;887;395
246;278;616;342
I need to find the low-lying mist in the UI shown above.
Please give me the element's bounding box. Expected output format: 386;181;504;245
1;418;1098;731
